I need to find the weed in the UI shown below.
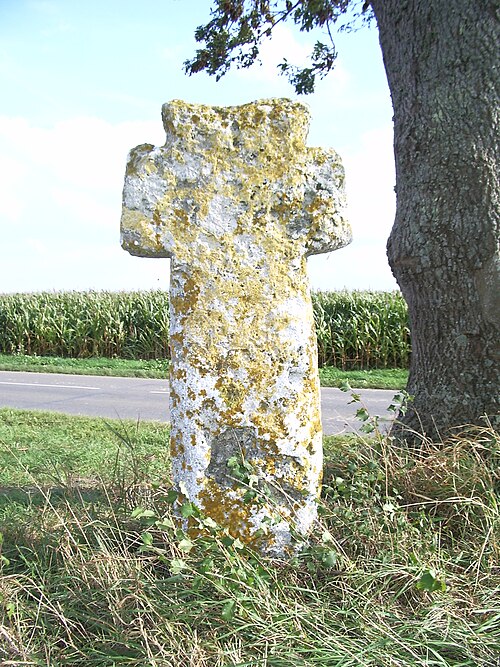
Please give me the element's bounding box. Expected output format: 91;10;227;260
0;408;498;665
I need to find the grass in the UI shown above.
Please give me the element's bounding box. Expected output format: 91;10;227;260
0;408;170;488
319;366;408;390
0;408;498;666
0;353;409;389
0;352;169;379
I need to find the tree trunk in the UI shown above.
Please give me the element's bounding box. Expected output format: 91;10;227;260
370;0;499;442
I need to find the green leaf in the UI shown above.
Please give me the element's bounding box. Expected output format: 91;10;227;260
416;569;446;592
356;407;370;421
199;557;215;573
243;489;258;503
170;558;188;575
322;550;338;568
178;538;194;553
141;531;153;546
180;502;197;518
334;476;346;491
221;599;237;622
131;507;156;519
5;601;16;620
164;489;179;504
321;530;334;544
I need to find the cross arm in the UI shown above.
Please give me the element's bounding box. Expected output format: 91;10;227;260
120;143;173;258
303;147;352;256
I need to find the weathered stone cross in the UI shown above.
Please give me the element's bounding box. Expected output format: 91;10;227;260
121;98;351;556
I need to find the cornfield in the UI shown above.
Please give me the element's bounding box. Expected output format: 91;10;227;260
312;290;410;368
0;291;170;360
0;290;410;368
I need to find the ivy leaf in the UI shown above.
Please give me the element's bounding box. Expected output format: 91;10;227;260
180;502;196;518
141;531;153;546
178;538;194;553
416;569;446;592
322;550;338;567
170;558;188;575
221;599;237;621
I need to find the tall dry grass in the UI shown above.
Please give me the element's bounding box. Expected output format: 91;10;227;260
0;416;498;666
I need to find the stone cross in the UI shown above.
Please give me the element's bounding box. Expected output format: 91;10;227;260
121;98;351;556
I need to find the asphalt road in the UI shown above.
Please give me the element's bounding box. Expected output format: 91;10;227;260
0;371;398;435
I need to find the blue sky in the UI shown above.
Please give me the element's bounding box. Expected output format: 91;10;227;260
0;0;397;294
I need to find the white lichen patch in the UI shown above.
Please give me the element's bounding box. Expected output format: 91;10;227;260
120;98;351;556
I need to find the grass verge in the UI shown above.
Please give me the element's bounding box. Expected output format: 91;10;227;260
0;353;408;389
319;366;408;390
0;353;168;379
0;408;170;488
0;408;498;666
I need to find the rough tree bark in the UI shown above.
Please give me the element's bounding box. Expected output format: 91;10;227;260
371;0;500;441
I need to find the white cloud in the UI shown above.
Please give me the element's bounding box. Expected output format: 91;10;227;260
308;240;397;291
0;115;164;191
0;236;170;294
0;154;26;221
237;25;311;82
0;114;169;293
343;124;395;242
50;187;115;233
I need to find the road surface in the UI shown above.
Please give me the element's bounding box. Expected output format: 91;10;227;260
0;371;398;435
